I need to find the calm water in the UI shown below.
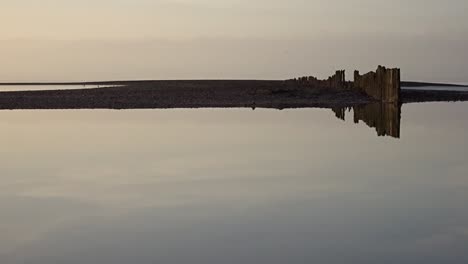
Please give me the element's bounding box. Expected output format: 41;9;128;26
402;85;468;91
0;102;467;264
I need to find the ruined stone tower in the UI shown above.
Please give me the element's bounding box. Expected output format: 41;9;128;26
292;65;401;103
332;70;346;89
354;66;401;103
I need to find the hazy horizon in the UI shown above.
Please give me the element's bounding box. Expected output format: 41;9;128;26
1;0;467;82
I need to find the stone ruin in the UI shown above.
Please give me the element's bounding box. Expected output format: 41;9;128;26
294;70;351;90
292;66;401;137
354;66;400;103
292;66;401;103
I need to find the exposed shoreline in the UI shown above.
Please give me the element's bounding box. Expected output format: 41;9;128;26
0;80;466;110
0;80;467;87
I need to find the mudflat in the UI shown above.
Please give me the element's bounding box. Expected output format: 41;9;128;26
0;80;466;110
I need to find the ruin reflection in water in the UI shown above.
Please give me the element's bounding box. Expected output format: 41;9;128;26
332;103;401;138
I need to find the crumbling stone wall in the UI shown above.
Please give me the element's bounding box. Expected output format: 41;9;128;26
354;66;400;103
292;66;401;103
293;70;350;89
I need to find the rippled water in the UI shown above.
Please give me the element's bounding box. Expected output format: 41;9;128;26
0;102;467;264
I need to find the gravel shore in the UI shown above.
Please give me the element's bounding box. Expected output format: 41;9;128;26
0;80;466;110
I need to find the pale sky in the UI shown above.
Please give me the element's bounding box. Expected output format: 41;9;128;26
1;0;467;82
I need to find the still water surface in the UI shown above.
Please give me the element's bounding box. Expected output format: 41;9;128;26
402;85;468;91
0;102;467;263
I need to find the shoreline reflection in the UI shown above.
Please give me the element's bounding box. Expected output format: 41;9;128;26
332;103;401;138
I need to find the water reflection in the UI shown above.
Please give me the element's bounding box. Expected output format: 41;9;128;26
0;103;467;263
332;103;401;138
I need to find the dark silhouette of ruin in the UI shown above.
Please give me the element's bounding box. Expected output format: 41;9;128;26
293;66;402;138
292;66;401;103
354;66;400;103
295;70;349;90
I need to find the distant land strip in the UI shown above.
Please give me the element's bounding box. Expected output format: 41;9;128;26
0;80;467;87
0;80;466;110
